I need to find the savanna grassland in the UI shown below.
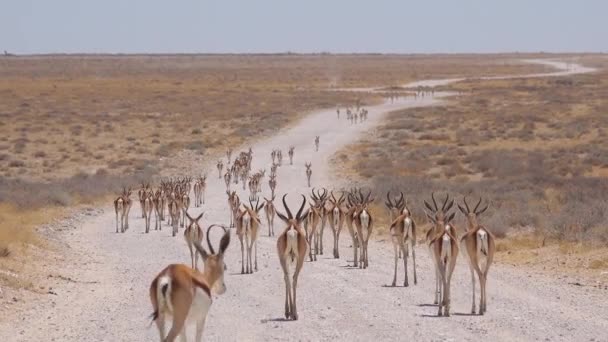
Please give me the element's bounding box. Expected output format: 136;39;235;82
334;55;608;279
0;53;553;289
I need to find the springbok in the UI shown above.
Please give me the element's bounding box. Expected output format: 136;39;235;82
184;212;204;270
288;146;295;165
386;192;417;286
138;182;149;218
458;197;495;315
276;194;309;320
314;136;320;152
336;108;340;119
224;169;231;192
271;149;277;164
193;179;202;208
306;188;328;261
305;163;312;187
424;193;458;316
143;191;154;233
277;150;283;166
226;147;233;164
168;198;180;237
268;174;277;198
345;190;362;267
216;160;223;179
327;191;346;259
114;187;132;233
180;190;191;228
235;197;265;274
149;225;230;342
153;189;162;231
264;195;277;237
353;189;374;269
226;191;239;228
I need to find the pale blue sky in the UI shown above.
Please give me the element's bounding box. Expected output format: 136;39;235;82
1;0;606;54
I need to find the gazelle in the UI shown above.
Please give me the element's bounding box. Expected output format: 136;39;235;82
216;160;223;179
314;136;320;152
168;198;180;237
264;195;277;237
184;212;204;270
345;191;361;267
424;193;458;316
226;191;239;228
224;169;231;192
327;191;346;259
458;197;495;315
235;197;265;274
268;174;277;198
277;150;283;166
153;189;163;231
353;189;374;269
305;162;312;187
276;194;309;320
193;179;202;208
386;191;418;264
114;187;132;233
143;191;154;233
386;192;417;286
271;149;277;164
138;182;149;218
306;188;328;261
180;191;191;228
303;202;322;262
288;146;294;165
226;147;233;164
149;226;230;342
336;108;340;119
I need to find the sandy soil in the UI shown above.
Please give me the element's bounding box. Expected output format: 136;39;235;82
1;60;606;342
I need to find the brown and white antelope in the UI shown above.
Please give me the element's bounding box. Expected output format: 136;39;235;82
184;212;204;270
138;182;151;218
226;191;239;228
168;197;180;237
149;226;230;342
424;193;458;316
277;150;283;166
235;197;265;274
226;147;233;164
224;168;231;192
143;190;154;233
263;195;277;237
114;187;132;233
458;197;495;315
386;192;417;286
305;162;312;187
288;146;295;165
153;189;163;231
327;191;346;259
276;194;309;320
352;189;374;269
314;136;320;151
216;160;223;179
305;188;328;261
268;174;277;198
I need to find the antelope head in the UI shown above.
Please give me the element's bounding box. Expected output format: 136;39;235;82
457;196;489;230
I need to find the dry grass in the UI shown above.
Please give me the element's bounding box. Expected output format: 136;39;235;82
334;56;608;271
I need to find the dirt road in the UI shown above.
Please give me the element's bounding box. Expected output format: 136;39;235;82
1;60;605;342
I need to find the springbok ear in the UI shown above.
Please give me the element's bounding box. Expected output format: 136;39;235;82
477;204;489;215
218;230;231;255
257;202;266;212
196;212;205;222
426;213;436;224
193;241;209;261
445;200;454;213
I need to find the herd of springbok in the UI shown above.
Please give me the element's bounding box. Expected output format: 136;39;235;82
111;106;495;341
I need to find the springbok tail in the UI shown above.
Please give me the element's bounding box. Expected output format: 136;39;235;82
441;234;451;262
477;229;489;256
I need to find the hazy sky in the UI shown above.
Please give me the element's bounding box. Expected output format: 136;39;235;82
1;0;606;54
